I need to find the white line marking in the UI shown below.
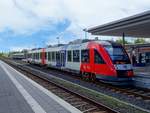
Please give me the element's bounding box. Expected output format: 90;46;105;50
1;61;82;113
0;61;46;113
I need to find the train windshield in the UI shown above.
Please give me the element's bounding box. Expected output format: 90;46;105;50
104;45;130;64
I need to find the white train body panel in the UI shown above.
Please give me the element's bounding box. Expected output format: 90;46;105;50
45;46;62;67
65;42;88;71
28;49;42;64
44;42;89;72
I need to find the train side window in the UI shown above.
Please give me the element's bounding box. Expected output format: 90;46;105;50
52;52;54;61
52;52;56;62
40;52;42;59
50;52;52;61
35;53;36;59
81;49;89;63
67;51;72;62
49;52;52;61
35;53;37;59
37;53;39;59
32;53;34;59
34;53;35;59
36;53;38;59
73;50;80;62
48;52;51;61
33;53;34;59
94;49;105;64
34;53;36;59
56;52;60;61
36;53;37;59
56;52;58;61
38;53;39;59
45;52;47;59
54;52;56;61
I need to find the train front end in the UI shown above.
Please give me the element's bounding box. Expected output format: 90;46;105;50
103;43;134;85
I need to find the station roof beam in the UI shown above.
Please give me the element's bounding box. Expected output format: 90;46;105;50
87;11;150;38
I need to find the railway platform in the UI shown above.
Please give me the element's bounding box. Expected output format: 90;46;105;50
134;66;150;76
0;60;82;113
133;66;150;89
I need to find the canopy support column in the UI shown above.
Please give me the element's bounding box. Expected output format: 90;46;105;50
83;29;87;39
122;33;125;47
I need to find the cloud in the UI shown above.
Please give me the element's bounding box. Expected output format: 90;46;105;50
0;0;150;51
0;0;66;34
0;0;150;35
63;0;150;27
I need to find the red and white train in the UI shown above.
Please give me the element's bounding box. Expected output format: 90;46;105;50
27;40;134;84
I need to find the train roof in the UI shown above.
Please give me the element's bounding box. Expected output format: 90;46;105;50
31;48;42;50
28;39;122;53
11;53;24;55
66;39;120;46
65;40;122;50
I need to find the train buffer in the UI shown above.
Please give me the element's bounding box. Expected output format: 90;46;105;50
0;60;82;113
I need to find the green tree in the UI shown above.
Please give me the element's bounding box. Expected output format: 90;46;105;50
0;53;3;57
134;38;146;44
116;39;130;44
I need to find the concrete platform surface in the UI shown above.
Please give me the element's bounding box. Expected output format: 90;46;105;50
0;60;82;113
133;66;150;89
134;66;150;77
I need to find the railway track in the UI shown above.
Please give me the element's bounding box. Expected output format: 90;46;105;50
2;58;150;112
44;67;150;102
3;59;118;113
26;62;150;102
26;71;117;113
94;83;150;101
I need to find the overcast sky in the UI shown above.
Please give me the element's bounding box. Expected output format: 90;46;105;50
0;0;150;52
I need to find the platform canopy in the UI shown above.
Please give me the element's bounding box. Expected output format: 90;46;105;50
87;11;150;38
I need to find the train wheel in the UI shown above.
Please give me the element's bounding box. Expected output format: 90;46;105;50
82;72;90;81
90;73;96;82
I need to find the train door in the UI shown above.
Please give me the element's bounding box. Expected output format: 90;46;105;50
56;51;61;67
93;49;109;76
60;50;66;67
80;49;92;73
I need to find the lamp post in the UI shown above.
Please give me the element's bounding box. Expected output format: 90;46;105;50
56;37;60;45
83;28;87;39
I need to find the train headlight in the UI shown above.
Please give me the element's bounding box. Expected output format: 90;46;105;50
114;65;118;70
127;71;133;76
